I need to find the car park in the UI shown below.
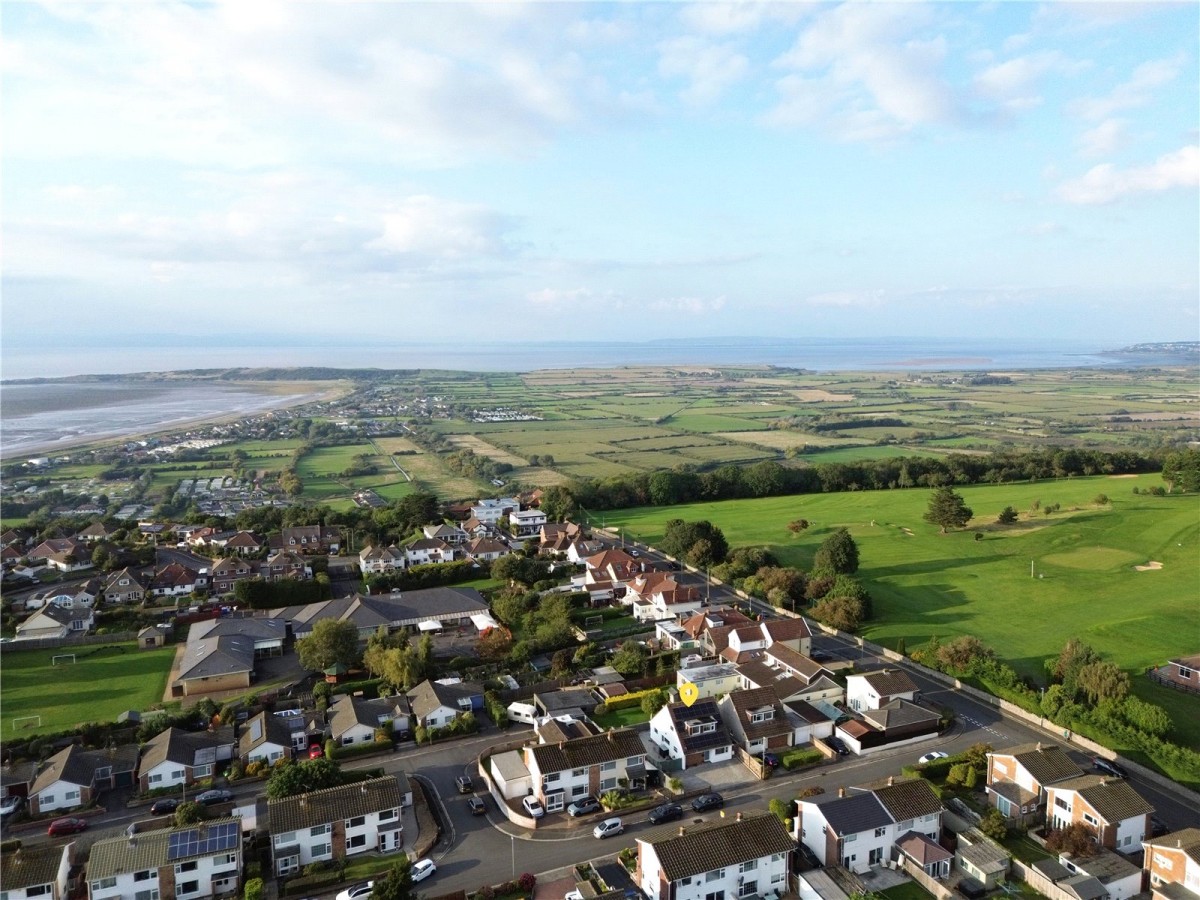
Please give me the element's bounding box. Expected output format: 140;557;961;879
691;793;723;812
825;736;850;755
335;882;374;900
467;796;487;816
1093;757;1127;778
47;817;88;836
648;803;683;825
150;798;180;816
522;796;545;818
456;775;474;794
567;796;601;817
196;789;234;805
918;751;949;765
594;817;624;839
411;859;437;882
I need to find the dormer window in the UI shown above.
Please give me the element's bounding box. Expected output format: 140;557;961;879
750;708;775;723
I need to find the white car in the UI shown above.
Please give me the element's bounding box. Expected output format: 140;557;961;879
593;817;624;839
522;796;545;818
0;795;22;817
566;892;585;900
918;751;949;765
335;882;374;900
411;859;437;883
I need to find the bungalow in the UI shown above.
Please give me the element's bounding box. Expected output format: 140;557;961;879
28;538;89;570
1045;776;1154;852
835;700;941;755
268;776;407;876
224;531;264;556
407;680;482;730
359;545;407;574
1152;654;1200;694
77;522;118;543
1143;828;1200;900
29;744;139;815
465;536;509;562
635;812;794;900
524;728;649;813
274;525;341;555
1033;851;1143;900
148;562;202;597
1;844;72;900
329;695;411;746
738;645;842;706
796;777;945;874
986;743;1084;823
139;727;235;792
676;662;740;701
279;588;490;640
104;567;150;605
509;509;547;537
238;712;305;765
648;698;735;770
15;604;94;641
88;817;242;900
717;686;800;756
846;669;919;711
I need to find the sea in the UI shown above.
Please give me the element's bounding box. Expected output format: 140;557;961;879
1;337;1192;459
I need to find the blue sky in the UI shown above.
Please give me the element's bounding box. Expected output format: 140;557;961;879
2;1;1197;353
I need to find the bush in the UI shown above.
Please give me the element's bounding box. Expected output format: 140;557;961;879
780;747;824;770
518;873;537;892
979;808;1009;841
603;687;668;712
282;870;342;896
244;878;264;900
328;739;392;761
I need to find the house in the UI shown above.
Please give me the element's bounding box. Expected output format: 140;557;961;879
987;743;1085;823
404;537;454;567
717;686;799;756
208;557;256;594
1143;828;1200;900
1151;655;1200;694
846;669;919;711
580;548;642;593
465;536;510;562
278;588;491;640
524;728;650;812
648;698;735;770
15;603;94;641
329;695;411;746
139;727;235;791
680;606;756;658
1033;851;1143;900
739;645;842;705
423;523;467;544
470;497;521;525
676;662;740;701
1;843;73;900
624;572;703;622
406;680;482;729
796;777;945;874
148;562;202;597
566;538;604;564
268;776;407;875
28;538;90;571
103;567;150;605
88;817;242;900
224;531;264;556
29;744;139;815
509;508;547;537
261;550;308;582
274;525;341;555
462;516;492;537
77;522;118;543
1045;776;1154;852
239;712;305;765
1;760;40;805
834;700;941;755
359;545;407;574
635;812;794;900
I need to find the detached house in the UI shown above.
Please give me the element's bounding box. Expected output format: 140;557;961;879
239;712;305;766
524;729;649;813
1152;655;1200;694
625;572;702;623
738;644;841;706
209;557;255;594
78;522;118;543
635;813;794;900
1143;828;1200;900
470;497;520;525
359;545;407;574
986;743;1084;823
717;686;800;756
406;680;481;729
423;523;467;545
404;538;454;567
648;698;734;770
275;525;340;555
149;562;202;598
329;695;411;746
104;567;150;605
262;551;308;582
1;844;72;900
224;531;263;556
846;669;919;711
509;508;546;537
15;604;93;641
465;536;509;562
269;776;408;876
796;777;945;875
139;727;235;792
1045;776;1154;852
29;744;138;815
88;817;242;900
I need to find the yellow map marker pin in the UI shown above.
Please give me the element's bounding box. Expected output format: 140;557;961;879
679;682;699;707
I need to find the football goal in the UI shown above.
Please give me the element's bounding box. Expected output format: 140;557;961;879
11;715;42;731
51;654;77;666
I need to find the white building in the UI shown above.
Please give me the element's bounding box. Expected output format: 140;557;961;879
524;729;650;813
268;776;409;876
846;669;919;711
509;509;547;537
677;662;740;701
358;545;407;574
636;813;794;900
88;818;242;900
328;695;410;745
648;698;735;771
138;727;235;792
1045;776;1153;853
470;498;521;525
1;844;72;900
238;712;305;765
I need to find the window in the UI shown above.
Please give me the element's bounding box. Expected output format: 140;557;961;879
193;764;212;778
682;877;693;885
92;878;118;891
347;834;367;850
739;882;757;898
95;767;112;780
772;872;786;885
379;808;398;822
1083;813;1099;826
311;824;331;837
572;768;587;777
1054;797;1070;810
572;785;589;798
178;882;199;896
601;761;616;772
750;710;774;723
1179;666;1194;680
845;834;857;842
600;778;618;792
134;891;160;900
544;772;561;783
42;794;55;804
65;789;81;802
175;861;197;874
134;871;156;882
739;860;757;874
346;816;366;828
274;831;296;846
704;891;726;900
875;826;887;837
626;756;642;766
148;773;163;784
706;869;725;882
312;842;332;858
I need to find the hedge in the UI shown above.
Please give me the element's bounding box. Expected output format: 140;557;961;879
283;871;341;896
780;747;824;770
333;678;383;698
328;739;392;761
600;688;665;712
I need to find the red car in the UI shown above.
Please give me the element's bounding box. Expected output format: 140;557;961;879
308;745;324;759
47;817;88;836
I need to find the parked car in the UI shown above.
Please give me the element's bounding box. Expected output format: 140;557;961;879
594;817;624;839
1;795;24;818
467;796;487;816
1093;757;1127;778
150;798;180;816
411;859;437;882
1150;816;1168;837
335;882;374;900
47;817;88;836
648;803;683;825
566;891;585;900
762;752;781;768
196;789;234;805
567;796;601;817
308;744;324;759
810;651;831;662
522;796;545;818
918;751;949;765
456;775;474;794
825;736;850;756
691;793;724;812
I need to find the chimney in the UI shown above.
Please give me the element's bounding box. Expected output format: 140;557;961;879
838;787;846;798
1036;742;1041;751
559;741;564;750
608;730;614;742
736;811;743;822
888;776;894;786
678;826;686;837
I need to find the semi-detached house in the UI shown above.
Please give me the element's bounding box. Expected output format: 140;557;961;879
138;727;235;792
1;844;72;900
1143;828;1200;900
986;743;1084;824
1045;776;1154;853
524;729;649;814
268;776;408;876
88;817;241;900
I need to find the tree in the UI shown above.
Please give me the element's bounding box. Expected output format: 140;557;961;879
1048;638;1101;695
266;757;344;799
813;528;860;574
476;628;513;661
1045;822;1099;858
936;636;994;672
810;594;867;632
610;641;648;677
1121;696;1172;736
997;506;1018;524
641;688;669;717
1077;660;1130;705
540;485;577;522
297;619;360;673
787;519;810;533
979;808;1009;841
923;487;973;533
174;801;205;826
371;858;417;900
1161;448;1200;492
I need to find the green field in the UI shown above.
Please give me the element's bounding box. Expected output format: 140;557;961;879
2;642;177;736
603;473;1198;686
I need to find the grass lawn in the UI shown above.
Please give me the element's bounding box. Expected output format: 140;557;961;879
881;882;936;900
1002;831;1054;864
2;642;177;736
594;706;650;729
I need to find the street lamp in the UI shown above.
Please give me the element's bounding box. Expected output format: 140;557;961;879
510;832;516;879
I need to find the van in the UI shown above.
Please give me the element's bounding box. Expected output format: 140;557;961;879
507;702;537;725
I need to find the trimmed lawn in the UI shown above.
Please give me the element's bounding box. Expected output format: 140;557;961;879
881;882;936;900
594;706;650;729
2;642;177;736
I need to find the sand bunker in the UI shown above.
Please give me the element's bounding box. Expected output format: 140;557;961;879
1134;561;1163;571
1108;474;1138;479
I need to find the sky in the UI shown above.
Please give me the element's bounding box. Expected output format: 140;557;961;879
2;1;1198;363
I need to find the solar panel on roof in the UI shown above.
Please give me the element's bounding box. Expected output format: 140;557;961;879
166;822;239;861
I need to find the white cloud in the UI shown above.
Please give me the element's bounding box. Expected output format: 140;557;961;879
658;36;749;105
679;2;811;35
804;290;886;308
974;51;1087;111
648;295;727;314
1077;119;1128;158
527;287;601;307
1058;145;1199;205
1071;55;1184;121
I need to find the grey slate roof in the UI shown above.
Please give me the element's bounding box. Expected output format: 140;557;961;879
1146;829;1200;866
811;792;893;836
993;743;1084;786
0;844;68;891
529;728;646;774
897;831;953;865
536;688;597;714
280;588;489;634
31;744;138;794
1051;775;1155;823
141;727;233;772
239;712;301;756
406;680;480;722
863;699;941;731
1061;876;1107;900
328;695;409;739
870;777;944;821
177;634;256;681
641;813;794;882
88;817;241;881
859;668;919;696
267;776;404;834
